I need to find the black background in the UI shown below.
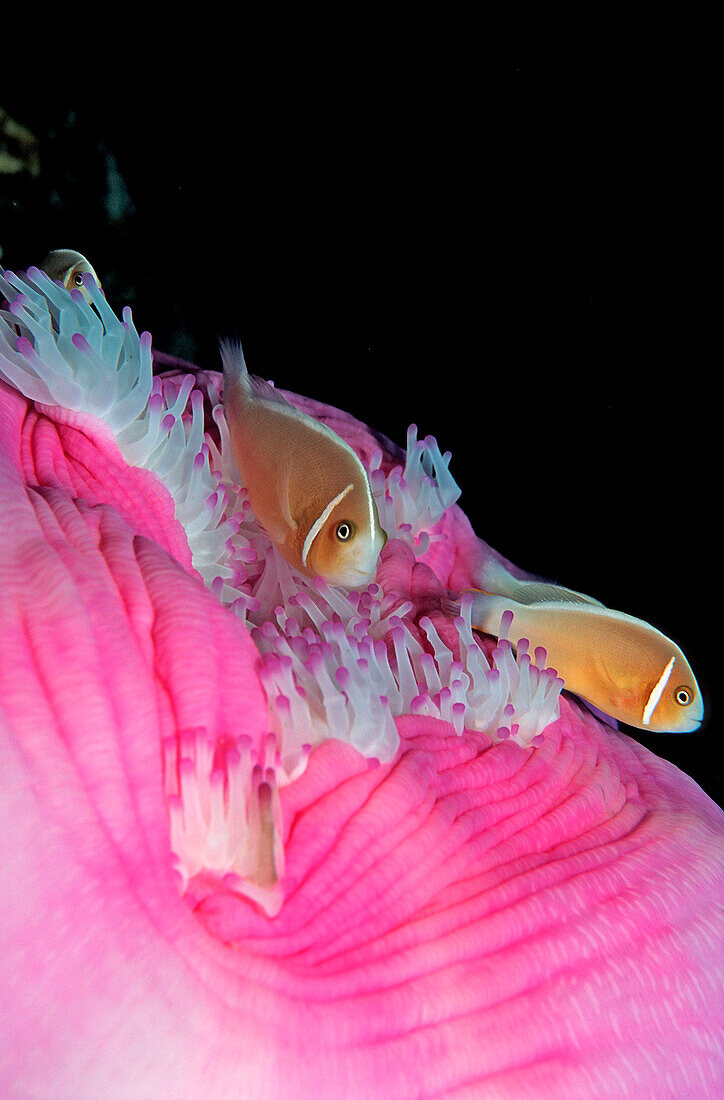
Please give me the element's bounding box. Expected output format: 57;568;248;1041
1;53;716;805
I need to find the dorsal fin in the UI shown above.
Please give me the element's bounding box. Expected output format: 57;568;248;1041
219;338;294;409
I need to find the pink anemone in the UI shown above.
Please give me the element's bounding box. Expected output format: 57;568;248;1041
1;270;722;1098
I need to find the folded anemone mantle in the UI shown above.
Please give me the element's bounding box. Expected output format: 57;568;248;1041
0;268;722;1099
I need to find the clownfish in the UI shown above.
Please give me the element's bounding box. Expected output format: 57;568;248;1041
40;250;101;303
447;560;703;733
221;339;387;588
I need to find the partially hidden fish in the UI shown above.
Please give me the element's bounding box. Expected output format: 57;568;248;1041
448;560;703;733
221;339;387;588
41;249;101;303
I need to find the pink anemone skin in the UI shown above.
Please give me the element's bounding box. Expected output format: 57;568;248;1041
1;363;723;1100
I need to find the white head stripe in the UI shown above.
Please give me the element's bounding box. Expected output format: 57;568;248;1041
642;655;676;725
302;484;354;566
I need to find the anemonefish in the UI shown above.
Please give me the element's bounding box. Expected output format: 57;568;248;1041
40;249;101;303
448;559;703;733
221;339;387;588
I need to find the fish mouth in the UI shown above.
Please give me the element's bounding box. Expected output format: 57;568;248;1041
332;565;374;589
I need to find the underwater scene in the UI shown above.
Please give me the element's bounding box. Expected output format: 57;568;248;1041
1;79;720;1099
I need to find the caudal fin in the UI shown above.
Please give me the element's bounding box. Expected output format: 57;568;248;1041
479;557;605;608
443;589;511;636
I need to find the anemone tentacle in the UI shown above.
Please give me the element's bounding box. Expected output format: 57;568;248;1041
0;267;237;588
162;727;285;916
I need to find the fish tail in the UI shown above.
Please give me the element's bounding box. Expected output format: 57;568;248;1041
469;591;512;634
444;590;512;636
476;557;525;598
477;555;605;608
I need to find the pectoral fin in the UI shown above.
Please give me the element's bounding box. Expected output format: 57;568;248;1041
276;461;299;534
593;654;623;695
590;653;640;714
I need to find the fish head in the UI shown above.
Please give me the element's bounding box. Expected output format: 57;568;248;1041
641;652;704;733
41;250;101;304
306;486;387;589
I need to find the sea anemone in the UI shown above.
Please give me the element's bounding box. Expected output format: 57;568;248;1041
1;267;722;1097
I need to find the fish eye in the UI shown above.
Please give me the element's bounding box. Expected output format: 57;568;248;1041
335;520;355;542
674;686;692;707
74;273;84;286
